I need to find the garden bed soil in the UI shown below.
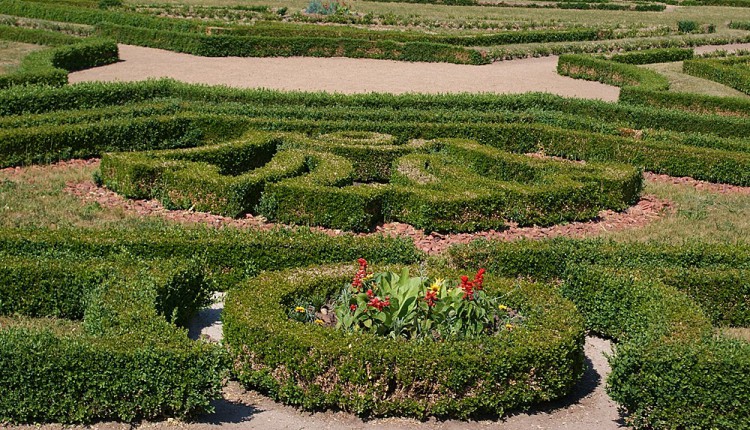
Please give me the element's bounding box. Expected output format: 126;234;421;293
55;159;674;254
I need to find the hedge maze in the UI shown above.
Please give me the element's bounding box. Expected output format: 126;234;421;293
100;130;642;232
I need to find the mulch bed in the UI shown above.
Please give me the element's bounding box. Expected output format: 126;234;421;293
15;158;750;254
53;159;678;254
644;172;750;195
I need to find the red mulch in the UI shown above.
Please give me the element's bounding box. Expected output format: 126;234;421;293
22;158;750;254
59;160;675;254
644;172;750;195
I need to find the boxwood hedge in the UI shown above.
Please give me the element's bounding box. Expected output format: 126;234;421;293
447;238;750;429
0;24;119;88
0;224;421;423
0;255;226;423
223;264;586;419
99;131;642;232
683;55;750;95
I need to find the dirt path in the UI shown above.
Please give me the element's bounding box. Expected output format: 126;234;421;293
15;333;618;430
68;45;620;101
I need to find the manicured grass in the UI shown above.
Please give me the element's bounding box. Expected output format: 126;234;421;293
642;61;750;98
605;179;750;245
0;40;42;73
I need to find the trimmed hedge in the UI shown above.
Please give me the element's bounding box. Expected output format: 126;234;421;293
2;81;750;186
683;55;750;95
0;223;420;423
100;131;642;232
609;48;693;65
0;255;226;423
558;51;750;117
224;264;585;418
557;53;670;91
0;225;422;282
95;23;489;65
447;238;750;429
0;26;118;89
619;86;750;116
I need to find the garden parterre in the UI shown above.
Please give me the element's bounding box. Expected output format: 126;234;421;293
0;1;749;428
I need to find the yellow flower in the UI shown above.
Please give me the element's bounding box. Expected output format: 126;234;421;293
498;304;508;311
295;306;305;313
505;323;514;330
315;319;325;325
429;278;444;293
363;273;374;281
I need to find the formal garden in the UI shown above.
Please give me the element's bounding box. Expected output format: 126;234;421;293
0;0;748;428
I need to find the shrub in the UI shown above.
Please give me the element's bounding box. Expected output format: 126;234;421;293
2;80;750;186
683;56;750;95
101;130;642;232
447;238;750;429
0;255;226;423
98;0;122;8
677;20;698;34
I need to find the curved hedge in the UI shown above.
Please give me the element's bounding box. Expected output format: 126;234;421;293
100;131;642;232
558;50;750;117
0;255;227;423
0;25;119;88
683;55;750;96
447;239;750;429
2;80;750;186
0;225;420;423
223;264;585;419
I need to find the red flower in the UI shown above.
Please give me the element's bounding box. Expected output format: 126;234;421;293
473;268;485;291
424;290;438;307
366;289;374;298
351;258;369;291
350;304;357;312
460;274;475;300
367;296;389;311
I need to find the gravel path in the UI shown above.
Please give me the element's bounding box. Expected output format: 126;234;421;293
69;45;620;101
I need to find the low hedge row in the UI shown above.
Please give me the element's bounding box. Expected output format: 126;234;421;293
233;21;605;47
0;254;226;423
0;223;420;423
558;51;750;117
683;55;750;95
557;54;670;91
0;23;80;46
4;109;750;185
224;265;586;418
0;225;421;283
0;27;118;89
100;131;642;232
608;47;693;65
446;238;750;429
0;0;204;32
94;23;489;64
2;79;749;139
619;86;750;116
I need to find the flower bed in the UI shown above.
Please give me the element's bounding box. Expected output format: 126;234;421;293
223;261;585;418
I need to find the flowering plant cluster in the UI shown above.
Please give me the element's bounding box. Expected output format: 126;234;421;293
291;259;523;340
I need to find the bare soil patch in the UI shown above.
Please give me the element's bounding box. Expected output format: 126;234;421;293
68;44;620;101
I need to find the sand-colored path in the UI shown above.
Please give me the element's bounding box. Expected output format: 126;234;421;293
69;45;620;101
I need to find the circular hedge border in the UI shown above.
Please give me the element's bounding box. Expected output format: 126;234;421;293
223;264;586;419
